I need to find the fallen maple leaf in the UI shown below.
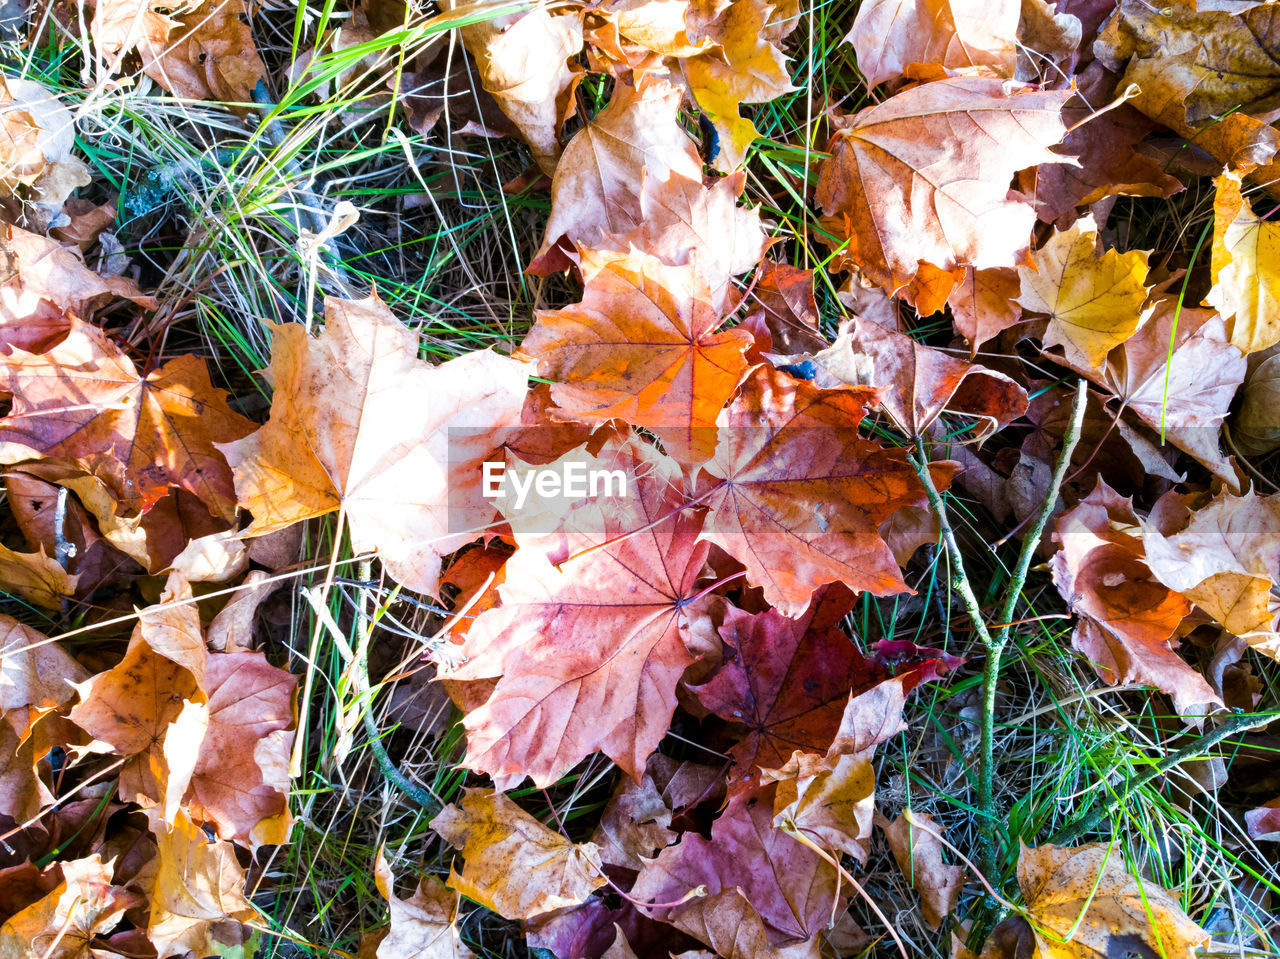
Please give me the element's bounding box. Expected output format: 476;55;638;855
219;292;529;598
681;0;796;170
1096;0;1280;176
518;246;753;462
846;0;1019;88
145;808;256;959
815;77;1073;295
1246;797;1280;841
431;787;607;920
444;439;717;788
1094;298;1245;484
747;260;827;354
0;616;89;712
93;0;266;103
691;595;963;790
67;627;203;810
1206;172;1280;355
0;540;76;610
373;849;476;959
584;0;717;70
1016;214;1152;370
695;364;954;614
529;75;703;275
778;315;1028;441
589;769;678;871
1014;842;1210;959
0;320;254;522
631;785;842;948
762;749;876;862
1051;479;1218;715
450;7;584;175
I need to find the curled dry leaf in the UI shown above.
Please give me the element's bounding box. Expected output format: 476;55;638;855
0;320;255;521
590;770;678;871
1141;489;1280;662
879;811;963;930
0;77;91;225
449;7;584;175
1016;214;1151;370
93;0;266;103
781;315;1028;441
1235;352;1280;455
373;849;475;959
815;77;1073;295
1096;0;1280;173
747;260;827;355
431;787;607;921
762;750;876;863
0;225;156;356
0;854;140;959
1051;479;1219;715
631;786;843;949
219;292;529;598
1014;842;1210;959
846;0;1019;88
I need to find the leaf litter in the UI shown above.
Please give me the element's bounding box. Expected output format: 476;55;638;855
0;1;1275;959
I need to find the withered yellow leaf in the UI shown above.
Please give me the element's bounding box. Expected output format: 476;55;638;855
1206;172;1280;354
1017;842;1209;959
431;787;606;920
682;0;795;170
1016;215;1151;370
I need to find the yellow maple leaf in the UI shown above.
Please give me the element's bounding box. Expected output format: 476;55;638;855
1016;215;1150;370
683;0;795;170
1205;171;1280;355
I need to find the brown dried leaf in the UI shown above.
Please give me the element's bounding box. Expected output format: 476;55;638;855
219;293;529;597
815;77;1073;294
1016;842;1210;959
846;0;1019;87
880;812;963;930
